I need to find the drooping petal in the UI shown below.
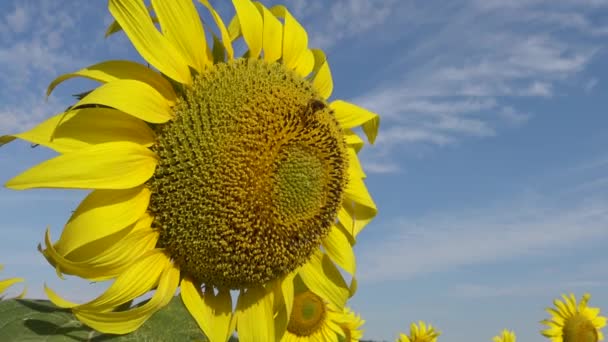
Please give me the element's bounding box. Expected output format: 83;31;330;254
232;0;263;59
269;5;308;72
253;2;282;62
0;277;24;296
12;108;155;154
150;0;210;73
310;49;333;99
53;187;151;256
347;147;366;179
181;278;233;342
330;100;380;144
46;60;176;104
341;175;378;238
198;0;234;60
344;129;365;153
108;0;192;85
5;142;157;190
236;286;275;342
298;250;349;309
71;79;173;124
73;260;179;334
322;224;356;275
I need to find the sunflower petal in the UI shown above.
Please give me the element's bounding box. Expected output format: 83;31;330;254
199;0;234;60
73;261;179;334
47;60;176;104
341;176;377;239
151;0;209;73
5;142;157;190
0;136;16;148
71;79;173;124
299;250;349;309
236;286;275;342
330;100;380;144
0;277;24;295
254;2;282;62
349;276;358;298
181;278;233;342
108;0;191;85
269;5;308;72
294;48;315;78
322;224;356;275
53;187;151;256
232;0;263;59
344;130;365;152
310;49;333;99
13;108;155;154
347;147;366;179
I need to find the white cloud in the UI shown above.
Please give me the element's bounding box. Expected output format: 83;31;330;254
358;191;608;282
4;5;28;34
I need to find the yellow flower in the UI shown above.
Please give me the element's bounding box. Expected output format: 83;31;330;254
0;264;25;299
541;293;606;342
493;329;516;342
397;321;441;342
280;279;364;342
1;0;378;341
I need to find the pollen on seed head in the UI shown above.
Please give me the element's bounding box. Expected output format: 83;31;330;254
147;58;348;289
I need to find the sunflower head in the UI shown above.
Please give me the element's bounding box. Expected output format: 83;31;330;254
493;329;516;342
541;293;607;342
1;0;379;340
397;321;441;342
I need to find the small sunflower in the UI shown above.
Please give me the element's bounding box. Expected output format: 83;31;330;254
541;293;606;342
280;279;364;342
0;264;25;299
396;321;441;342
1;0;378;341
493;329;516;342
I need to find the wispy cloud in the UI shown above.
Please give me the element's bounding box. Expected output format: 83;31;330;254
358;183;608;282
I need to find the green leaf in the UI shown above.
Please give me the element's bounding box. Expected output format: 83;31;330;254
0;297;208;341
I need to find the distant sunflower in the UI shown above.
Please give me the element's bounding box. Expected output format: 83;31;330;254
0;264;25;299
493;329;516;342
280;279;364;341
541;293;606;342
397;321;441;342
1;0;378;340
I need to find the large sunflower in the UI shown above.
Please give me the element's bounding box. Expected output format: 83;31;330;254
541;293;606;342
1;0;378;341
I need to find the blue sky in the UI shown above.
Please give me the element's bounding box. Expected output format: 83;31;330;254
1;0;607;341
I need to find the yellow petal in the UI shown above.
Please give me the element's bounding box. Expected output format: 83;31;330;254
181;278;234;342
150;0;209;73
47;60;176;104
5;142;157;190
42;221;158;281
71;79;173;124
47;250;170;311
310;49;333;99
105;4;158;38
344;129;365;153
254;2;282;62
340;176;377;239
108;0;191;85
0;277;24;295
199;0;234;60
0;136;16;148
236;286;275;342
349;276;358;298
73;261;179;334
55;187;151;256
269;5;308;72
272;274;295;341
232;0;263;59
330;100;380;144
13;108;155;154
322;224;356;275
294;48;315;78
298;250;349;309
347;147;366;179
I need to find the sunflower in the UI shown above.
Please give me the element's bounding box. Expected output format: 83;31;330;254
541;293;606;342
1;0;378;340
493;329;516;342
0;264;25;299
280;278;364;342
396;321;441;342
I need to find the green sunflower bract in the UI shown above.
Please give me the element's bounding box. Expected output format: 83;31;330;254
1;0;379;341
